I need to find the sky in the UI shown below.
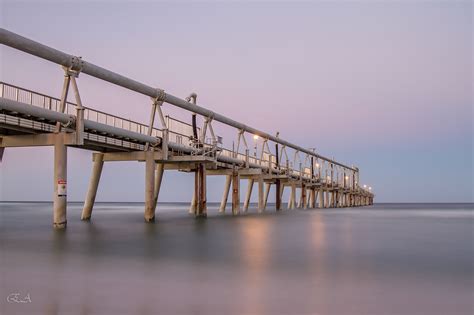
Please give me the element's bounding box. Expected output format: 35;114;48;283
0;0;472;203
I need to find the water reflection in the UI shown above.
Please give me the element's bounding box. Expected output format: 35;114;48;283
0;203;472;315
238;216;270;315
310;212;326;251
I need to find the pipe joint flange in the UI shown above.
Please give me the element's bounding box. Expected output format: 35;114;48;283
154;88;166;102
63;56;83;77
63;56;84;77
61;115;76;129
70;56;84;71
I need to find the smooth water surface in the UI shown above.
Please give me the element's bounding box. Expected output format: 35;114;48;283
1;203;473;315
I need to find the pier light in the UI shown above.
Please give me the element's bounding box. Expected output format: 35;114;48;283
316;163;320;168
369;187;372;191
253;135;259;158
345;175;349;180
363;184;367;188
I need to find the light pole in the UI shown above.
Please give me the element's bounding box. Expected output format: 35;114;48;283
253;135;259;158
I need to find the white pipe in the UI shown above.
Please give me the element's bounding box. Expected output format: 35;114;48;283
0;28;357;172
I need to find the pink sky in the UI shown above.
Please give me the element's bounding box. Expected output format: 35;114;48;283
1;1;472;202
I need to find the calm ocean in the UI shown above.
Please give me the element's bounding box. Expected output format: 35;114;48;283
1;202;473;315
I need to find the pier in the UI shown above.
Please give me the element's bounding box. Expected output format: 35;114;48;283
0;28;374;228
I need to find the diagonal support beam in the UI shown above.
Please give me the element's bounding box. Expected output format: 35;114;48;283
219;175;231;213
243;179;254;212
81;153;104;220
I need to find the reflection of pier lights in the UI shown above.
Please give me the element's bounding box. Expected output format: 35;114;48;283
238;218;269;315
310;213;326;251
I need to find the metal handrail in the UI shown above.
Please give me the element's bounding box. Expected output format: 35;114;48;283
0;82;371;192
0;82;369;193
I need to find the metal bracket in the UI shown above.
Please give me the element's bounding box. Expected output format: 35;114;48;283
154;88;166;102
63;56;83;78
70;56;84;72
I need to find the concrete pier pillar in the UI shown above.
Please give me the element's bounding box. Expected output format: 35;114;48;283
152;163;164;211
329;190;335;208
231;171;240;215
275;180;282;211
243;179;254;212
257;175;264;213
81;153;104;220
195;164;207;218
263;183;271;210
309;188;316;208
308;189;313;208
53;141;67;228
301;184;307;209
318;188;324;208
297;187;302;208
189;190;196;214
144;152;155;222
219;175;232;213
288;183;296;209
314;188;319;207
